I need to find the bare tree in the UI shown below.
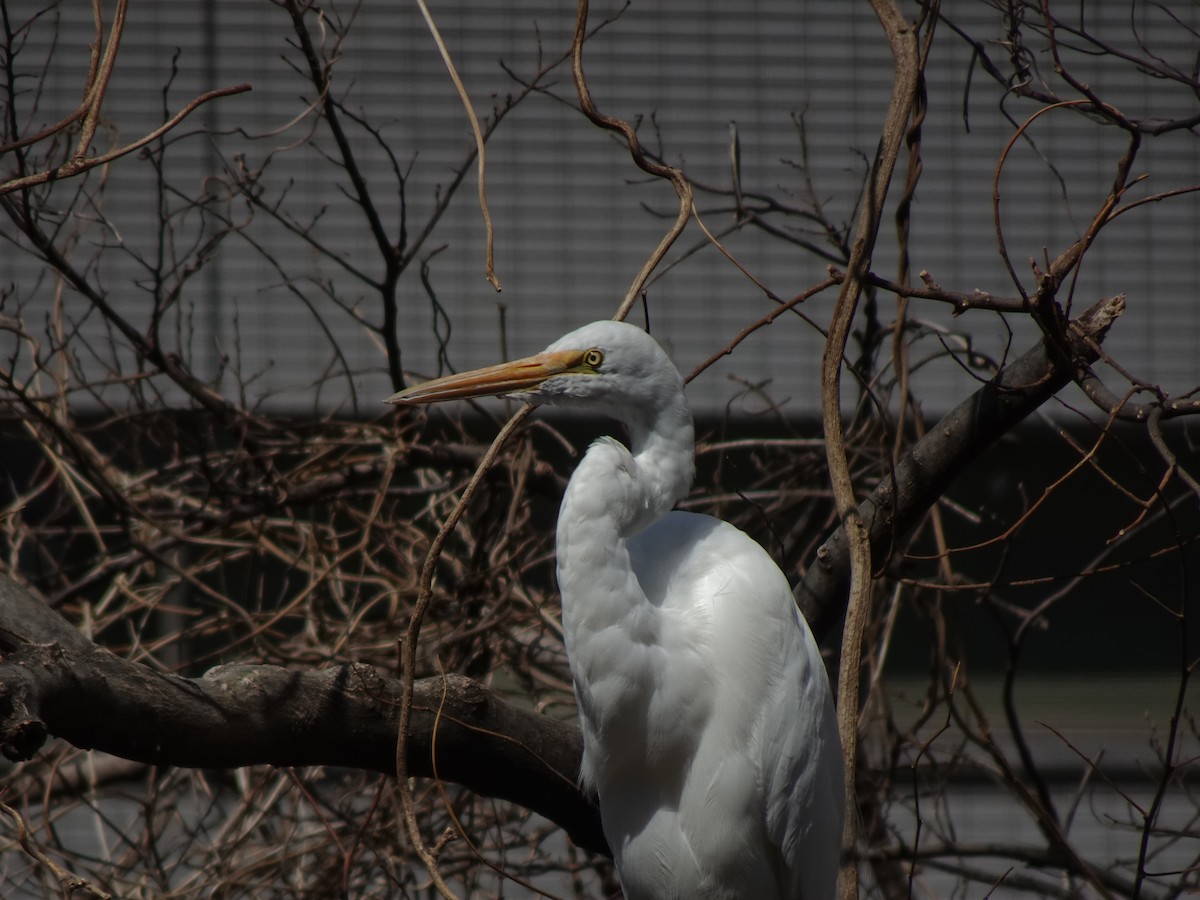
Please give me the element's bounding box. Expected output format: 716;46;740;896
1;1;1196;898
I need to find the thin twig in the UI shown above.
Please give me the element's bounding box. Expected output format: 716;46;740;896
416;0;501;291
0;82;251;196
0;802;112;899
394;405;534;899
570;0;692;319
823;5;919;899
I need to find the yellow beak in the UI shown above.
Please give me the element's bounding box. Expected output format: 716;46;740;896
385;349;588;406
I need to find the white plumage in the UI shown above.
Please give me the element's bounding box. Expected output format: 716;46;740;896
389;320;842;899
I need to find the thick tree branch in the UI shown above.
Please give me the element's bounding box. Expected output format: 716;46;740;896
0;575;605;856
798;293;1125;640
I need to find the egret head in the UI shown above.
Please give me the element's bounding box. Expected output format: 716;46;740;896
386;320;688;429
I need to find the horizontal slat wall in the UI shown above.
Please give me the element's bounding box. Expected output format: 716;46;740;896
2;1;1196;416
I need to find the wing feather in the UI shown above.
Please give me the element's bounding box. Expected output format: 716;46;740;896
629;511;843;898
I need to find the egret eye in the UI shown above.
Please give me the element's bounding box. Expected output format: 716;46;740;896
583;349;604;368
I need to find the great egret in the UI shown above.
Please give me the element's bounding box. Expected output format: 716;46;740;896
388;320;842;899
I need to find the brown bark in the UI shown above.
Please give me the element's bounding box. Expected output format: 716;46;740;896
0;574;606;855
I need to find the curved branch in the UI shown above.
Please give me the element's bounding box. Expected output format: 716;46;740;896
570;0;693;318
821;6;919;896
416;0;500;291
395;406;535;889
0;575;606;857
0;83;251;196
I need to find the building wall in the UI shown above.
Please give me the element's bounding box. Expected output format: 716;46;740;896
3;1;1198;416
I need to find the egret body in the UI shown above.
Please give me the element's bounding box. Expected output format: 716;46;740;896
388;320;842;899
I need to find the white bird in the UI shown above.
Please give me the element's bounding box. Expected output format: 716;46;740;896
388;320;842;899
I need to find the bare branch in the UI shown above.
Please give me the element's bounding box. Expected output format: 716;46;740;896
0;575;607;857
0;83;251;196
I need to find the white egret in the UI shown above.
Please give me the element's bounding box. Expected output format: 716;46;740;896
388;320;842;899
